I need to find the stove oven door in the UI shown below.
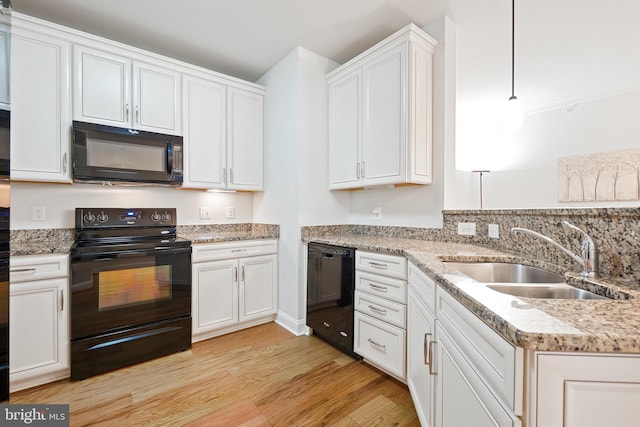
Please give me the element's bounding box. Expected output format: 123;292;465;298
70;245;191;341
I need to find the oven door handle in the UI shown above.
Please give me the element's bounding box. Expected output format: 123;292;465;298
72;246;192;261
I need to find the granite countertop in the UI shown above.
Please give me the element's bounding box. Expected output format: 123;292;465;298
10;224;280;256
304;234;640;354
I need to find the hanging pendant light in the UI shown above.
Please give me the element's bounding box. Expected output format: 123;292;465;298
503;0;523;131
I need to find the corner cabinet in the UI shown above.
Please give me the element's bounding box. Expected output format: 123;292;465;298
10;22;72;183
73;45;182;135
327;23;437;190
191;240;277;342
9;254;70;392
182;74;264;191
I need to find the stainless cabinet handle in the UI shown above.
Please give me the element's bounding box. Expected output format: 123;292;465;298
241;266;245;282
233;266;238;282
356;162;360;179
125;104;130;121
367;338;386;350
323;321;331;328
229;168;233;184
63;153;68;173
361;161;365;178
136;105;140;124
428;341;437;375
231;249;247;253
424;332;432;365
59;290;64;312
368;305;387;315
368;283;388;292
223;168;227;184
10;268;37;274
369;262;388;269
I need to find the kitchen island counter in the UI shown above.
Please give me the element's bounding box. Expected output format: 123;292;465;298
303;233;640;353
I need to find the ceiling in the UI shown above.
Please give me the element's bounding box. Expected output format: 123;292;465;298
9;0;640;116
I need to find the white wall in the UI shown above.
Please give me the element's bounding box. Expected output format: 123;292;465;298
254;47;350;335
456;89;640;209
10;182;253;229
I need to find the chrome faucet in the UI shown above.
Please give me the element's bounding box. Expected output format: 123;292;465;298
511;221;599;277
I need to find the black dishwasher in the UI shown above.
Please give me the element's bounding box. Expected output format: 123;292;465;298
306;242;360;359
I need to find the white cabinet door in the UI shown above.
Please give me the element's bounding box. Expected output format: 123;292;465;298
192;258;238;333
73;45;131;127
11;28;71;182
133;61;181;134
534;353;640;427
9;278;69;392
0;23;9;110
239;254;277;322
227;87;263;190
74;46;181;134
362;45;405;186
182;74;226;188
435;323;520;427
408;288;436;427
328;68;361;189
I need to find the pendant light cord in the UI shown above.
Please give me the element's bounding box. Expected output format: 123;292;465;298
511;0;516;99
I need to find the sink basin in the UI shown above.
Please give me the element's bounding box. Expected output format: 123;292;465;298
487;283;609;300
445;262;564;284
444;261;612;300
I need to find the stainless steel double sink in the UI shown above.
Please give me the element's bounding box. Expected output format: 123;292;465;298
444;262;609;300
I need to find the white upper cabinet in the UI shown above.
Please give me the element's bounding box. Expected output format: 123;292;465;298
182;74;226;188
327;24;437;190
182;75;264;191
227;86;264;191
0;23;9;110
10;23;72;183
73;45;182;135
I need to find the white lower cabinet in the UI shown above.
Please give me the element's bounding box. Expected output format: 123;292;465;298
354;251;407;380
191;240;278;342
407;261;522;427
531;352;640;427
9;254;70;392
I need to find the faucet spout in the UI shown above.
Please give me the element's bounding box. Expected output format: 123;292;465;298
511;221;599;277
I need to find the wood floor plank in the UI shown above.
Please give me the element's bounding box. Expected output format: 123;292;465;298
9;323;418;426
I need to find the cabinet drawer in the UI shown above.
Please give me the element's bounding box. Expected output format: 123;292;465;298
408;262;436;315
355;290;406;328
356;251;407;279
192;239;277;263
356;271;407;304
354;311;406;379
436;286;523;413
10;254;69;283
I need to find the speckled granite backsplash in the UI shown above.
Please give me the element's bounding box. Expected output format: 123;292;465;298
302;208;640;282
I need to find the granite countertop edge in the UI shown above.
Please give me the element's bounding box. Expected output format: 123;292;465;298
303;234;640;354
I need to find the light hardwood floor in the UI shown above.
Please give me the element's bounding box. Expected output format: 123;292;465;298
10;323;419;426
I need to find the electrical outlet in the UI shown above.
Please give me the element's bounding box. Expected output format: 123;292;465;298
32;206;46;221
372;207;382;219
199;207;212;220
488;224;500;239
457;222;476;236
226;207;235;219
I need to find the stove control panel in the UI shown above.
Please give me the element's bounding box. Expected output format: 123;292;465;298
76;208;177;228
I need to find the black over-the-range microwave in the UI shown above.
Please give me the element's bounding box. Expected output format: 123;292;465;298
72;121;183;186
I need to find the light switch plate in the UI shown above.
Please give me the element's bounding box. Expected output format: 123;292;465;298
488;224;500;239
199;207;212;220
457;222;476;236
226;207;235;219
32;206;46;221
372;207;382;219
